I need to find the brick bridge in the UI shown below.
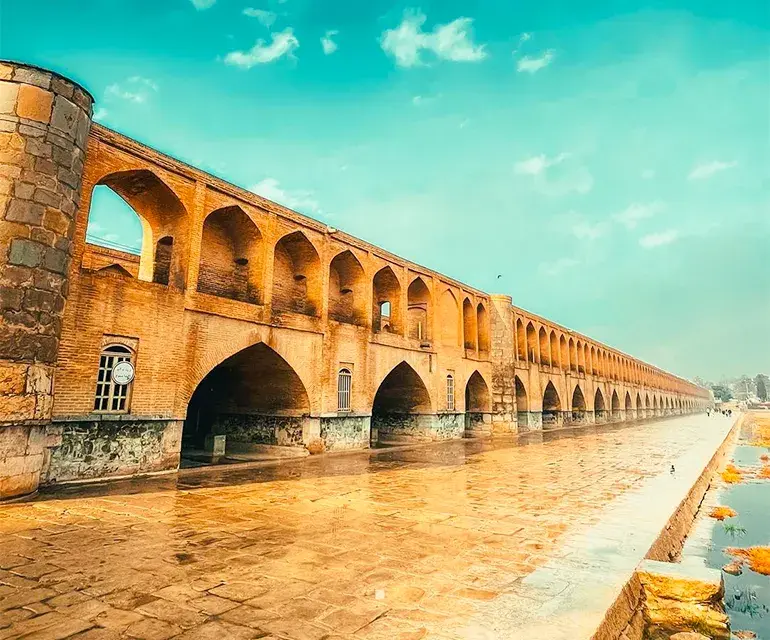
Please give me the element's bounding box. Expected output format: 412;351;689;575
0;62;710;499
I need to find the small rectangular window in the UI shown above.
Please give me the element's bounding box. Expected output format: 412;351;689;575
93;345;133;413
338;368;352;412
446;375;455;411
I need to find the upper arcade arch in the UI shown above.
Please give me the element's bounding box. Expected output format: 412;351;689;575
372;266;402;334
272;230;322;317
439;289;461;347
328;249;366;325
407;277;431;342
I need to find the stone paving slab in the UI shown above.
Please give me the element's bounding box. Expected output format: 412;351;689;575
0;415;731;640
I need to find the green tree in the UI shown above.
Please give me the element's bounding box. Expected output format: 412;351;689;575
756;375;768;401
712;384;733;402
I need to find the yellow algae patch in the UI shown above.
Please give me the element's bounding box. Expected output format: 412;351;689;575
721;464;743;484
726;547;770;576
708;506;737;521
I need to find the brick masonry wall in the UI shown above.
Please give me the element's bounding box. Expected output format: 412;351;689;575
0;62;92;499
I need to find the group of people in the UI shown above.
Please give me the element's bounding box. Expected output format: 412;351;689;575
706;408;732;417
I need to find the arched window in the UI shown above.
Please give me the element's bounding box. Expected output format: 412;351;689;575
93;345;134;413
446;374;455;411
337;368;352;412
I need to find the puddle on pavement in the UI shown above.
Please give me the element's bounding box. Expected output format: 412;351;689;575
705;424;770;639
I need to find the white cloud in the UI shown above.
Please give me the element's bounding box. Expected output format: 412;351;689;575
614;201;665;230
514;152;569;176
571;221;607;241
105;76;158;104
321;30;338;55
639;229;679;248
380;10;486;68
687;160;737;181
540;257;580;276
517;49;555;73
514;152;592;196
641;169;656;179
412;93;441;106
190;0;215;9
250;178;320;214
93;107;108;121
512;31;532;55
243;8;276;27
224;29;299;68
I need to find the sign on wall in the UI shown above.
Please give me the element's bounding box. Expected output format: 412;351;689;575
112;361;135;385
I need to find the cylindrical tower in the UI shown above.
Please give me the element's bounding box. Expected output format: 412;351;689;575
0;62;93;499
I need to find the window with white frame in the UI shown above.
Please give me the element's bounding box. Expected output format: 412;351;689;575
93;345;133;413
446;374;455;411
337;368;352;412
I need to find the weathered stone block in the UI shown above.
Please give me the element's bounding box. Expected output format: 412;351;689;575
42;247;67;274
0;81;19;115
16;85;53;124
50;96;78;137
8;238;45;268
13;67;52;90
0;362;26;395
0;286;23;311
6;199;45;225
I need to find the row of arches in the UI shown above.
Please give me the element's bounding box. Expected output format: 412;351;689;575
87;175;490;348
513;376;700;428
513;317;692;394
182;340;493;457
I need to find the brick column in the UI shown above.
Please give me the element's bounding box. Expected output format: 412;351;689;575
0;62;92;500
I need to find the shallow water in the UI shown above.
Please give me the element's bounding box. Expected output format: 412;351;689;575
705;445;770;638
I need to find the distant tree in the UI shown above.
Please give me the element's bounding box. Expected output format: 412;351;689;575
757;375;768;401
712;384;733;402
693;376;711;388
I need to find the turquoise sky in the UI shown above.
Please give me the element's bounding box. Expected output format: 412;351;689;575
3;0;768;381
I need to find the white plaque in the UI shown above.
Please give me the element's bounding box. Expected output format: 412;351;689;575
112;361;135;385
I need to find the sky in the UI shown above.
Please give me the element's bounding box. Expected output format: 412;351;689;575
3;0;768;382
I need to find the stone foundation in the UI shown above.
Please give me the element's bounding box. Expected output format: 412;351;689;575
44;418;182;485
517;411;543;431
375;412;465;443
212;413;317;448
465;411;493;437
320;415;370;450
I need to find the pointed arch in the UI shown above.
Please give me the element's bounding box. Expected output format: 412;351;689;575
372;265;402;334
438;289;460;347
625;391;633;418
583;343;590;376
571;384;586;422
329;249;366;325
590;345;597;375
89;169;189;286
464;298;477;350
515;376;528;413
272;230;321;317
407;277;431;342
465;371;491;413
568;337;577;372
595;388;607;422
183;341;311;455
611;389;621;419
526;322;537;363
199;205;262;303
477;303;490;353
371;361;435;444
542;381;561;427
636;392;642;415
539;327;550;366
515;318;526;360
577;340;585;374
549;331;559;368
560;335;568;372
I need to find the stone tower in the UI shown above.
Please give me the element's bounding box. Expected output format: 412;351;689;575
0;62;93;499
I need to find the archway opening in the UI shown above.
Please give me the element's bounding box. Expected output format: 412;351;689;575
329;250;366;325
272;231;321;317
560;336;568;373
87;170;188;286
549;331;559;368
526;323;537;363
407;278;431;342
611;390;621;420
625;391;633;418
371;362;432;444
183;342;310;464
636;393;642;418
516;319;526;360
595;388;607;422
439;290;460;347
542;381;561;428
198;206;262;303
578;341;586;374
571;385;586;423
463;298;477;350
372;266;401;334
464;371;491;435
539;328;550;366
477;304;490;353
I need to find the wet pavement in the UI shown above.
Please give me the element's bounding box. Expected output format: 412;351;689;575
0;415;725;640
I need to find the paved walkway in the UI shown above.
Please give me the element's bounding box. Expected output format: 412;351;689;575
0;415;730;640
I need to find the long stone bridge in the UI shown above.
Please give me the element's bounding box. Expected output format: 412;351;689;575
0;62;709;500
